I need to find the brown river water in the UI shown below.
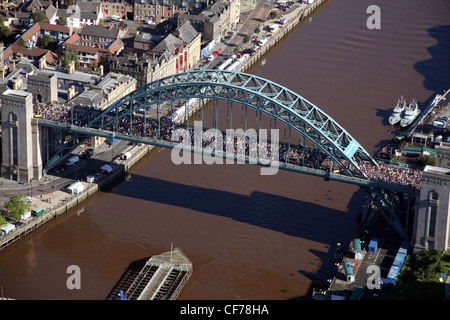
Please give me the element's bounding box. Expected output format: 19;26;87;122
0;0;449;300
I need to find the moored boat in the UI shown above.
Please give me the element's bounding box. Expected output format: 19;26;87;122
400;98;420;128
388;96;406;125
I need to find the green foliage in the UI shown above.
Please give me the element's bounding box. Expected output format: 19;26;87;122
38;34;54;49
419;155;436;167
56;16;67;26
254;27;260;35
17;37;26;46
382;249;445;299
0;25;12;41
33;11;49;23
243;35;250;44
61;48;79;68
0;215;6;227
270;11;278;19
4;194;32;220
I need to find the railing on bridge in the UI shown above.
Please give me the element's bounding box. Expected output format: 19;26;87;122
36;69;422;241
37;106;421;194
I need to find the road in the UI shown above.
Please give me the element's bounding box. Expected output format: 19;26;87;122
205;0;305;69
0;139;132;202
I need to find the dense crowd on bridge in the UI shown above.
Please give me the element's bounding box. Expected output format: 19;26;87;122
37;104;423;189
359;162;422;189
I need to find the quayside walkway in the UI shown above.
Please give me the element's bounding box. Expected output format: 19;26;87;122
123;248;192;300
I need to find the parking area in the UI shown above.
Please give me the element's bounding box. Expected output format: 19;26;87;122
412;91;450;142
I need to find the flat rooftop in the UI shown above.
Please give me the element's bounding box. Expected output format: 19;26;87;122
423;165;450;176
2;89;32;98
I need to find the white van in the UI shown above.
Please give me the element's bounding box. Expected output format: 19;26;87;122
65;155;79;166
433;121;446;129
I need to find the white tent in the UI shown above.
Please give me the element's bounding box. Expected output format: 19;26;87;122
1;223;16;235
21;210;32;220
67;181;86;194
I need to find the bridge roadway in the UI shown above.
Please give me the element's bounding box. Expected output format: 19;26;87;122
38;118;419;195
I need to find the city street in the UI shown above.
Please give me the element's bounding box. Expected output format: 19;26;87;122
0;139;133;203
203;0;306;69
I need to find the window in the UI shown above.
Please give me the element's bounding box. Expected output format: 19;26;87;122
428;205;437;238
431;192;438;200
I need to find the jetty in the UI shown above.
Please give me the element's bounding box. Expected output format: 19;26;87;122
121;248;192;300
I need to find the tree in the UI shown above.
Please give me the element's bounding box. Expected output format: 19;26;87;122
17;37;26;47
254;27;260;35
419;155;436;167
0;215;6;227
4;194;32;221
56;16;67;26
243;35;250;44
270;11;278;19
33;11;49;23
61;47;79;68
39;34;54;49
0;25;12;41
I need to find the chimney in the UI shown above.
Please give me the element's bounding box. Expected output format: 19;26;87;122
38;56;46;69
9;59;16;72
68;60;75;74
12;77;22;90
67;85;76;100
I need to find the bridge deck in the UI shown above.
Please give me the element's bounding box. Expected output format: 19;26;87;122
38;119;420;194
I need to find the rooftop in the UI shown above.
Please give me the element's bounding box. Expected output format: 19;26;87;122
80;25;121;39
2;88;32;98
423;165;450;175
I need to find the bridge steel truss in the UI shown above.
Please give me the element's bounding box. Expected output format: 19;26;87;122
38;69;417;240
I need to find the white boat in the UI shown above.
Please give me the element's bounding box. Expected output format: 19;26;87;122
400;98;420;128
388;96;406;125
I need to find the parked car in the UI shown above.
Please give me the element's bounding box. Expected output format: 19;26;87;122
433;120;446;128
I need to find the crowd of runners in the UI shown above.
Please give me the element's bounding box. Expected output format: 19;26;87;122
36;104;423;189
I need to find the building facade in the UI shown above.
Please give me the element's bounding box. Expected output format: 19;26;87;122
1;89;42;182
27;72;58;104
411;165;450;252
133;0;190;24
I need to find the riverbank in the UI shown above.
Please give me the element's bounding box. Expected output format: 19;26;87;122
0;0;329;251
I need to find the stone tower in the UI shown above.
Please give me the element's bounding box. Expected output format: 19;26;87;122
411;165;450;252
1;89;42;183
27;72;58;104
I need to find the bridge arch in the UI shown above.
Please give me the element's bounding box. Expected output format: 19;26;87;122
87;70;377;178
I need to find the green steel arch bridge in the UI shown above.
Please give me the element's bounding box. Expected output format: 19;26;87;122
38;70;419;240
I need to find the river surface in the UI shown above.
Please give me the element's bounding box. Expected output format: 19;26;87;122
0;0;449;300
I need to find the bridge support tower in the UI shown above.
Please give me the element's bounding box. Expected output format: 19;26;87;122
1;89;42;183
411;165;450;252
